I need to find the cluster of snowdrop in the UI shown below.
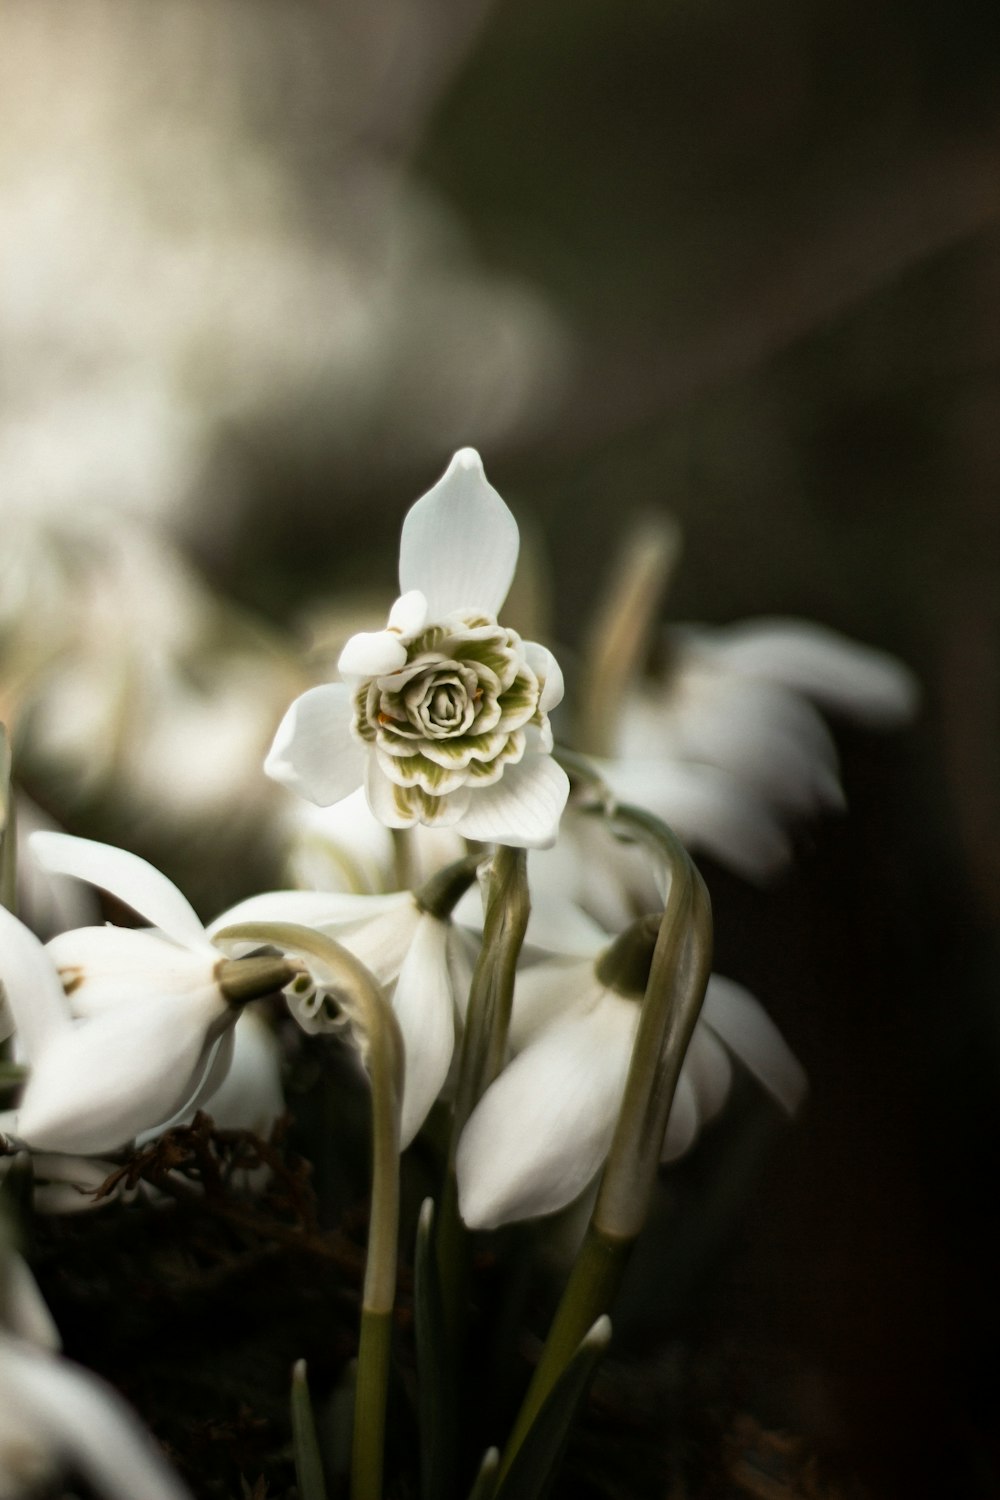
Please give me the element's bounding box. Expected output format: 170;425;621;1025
0;448;916;1496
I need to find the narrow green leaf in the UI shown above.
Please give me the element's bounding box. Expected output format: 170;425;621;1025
465;1448;499;1500
291;1359;329;1500
414;1199;457;1500
494;1316;612;1500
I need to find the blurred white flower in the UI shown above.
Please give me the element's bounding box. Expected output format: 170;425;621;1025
212;885;475;1148
0;1246;192;1500
281;786;465;896
267;449;569;849
600;617;919;884
457;941;805;1231
0;1284;190;1500
0;2;568;535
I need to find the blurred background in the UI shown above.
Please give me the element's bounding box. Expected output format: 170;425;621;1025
2;0;999;1495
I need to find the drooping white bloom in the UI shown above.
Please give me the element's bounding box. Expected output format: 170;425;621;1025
211;886;475;1148
599;618;919;884
456;949;806;1231
266;449;569;849
2;832;291;1157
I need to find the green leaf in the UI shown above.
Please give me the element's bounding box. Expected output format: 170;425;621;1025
414;1199;457;1500
291;1359;329;1500
493;1316;612;1500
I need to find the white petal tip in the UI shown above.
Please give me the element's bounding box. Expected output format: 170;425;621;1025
337;631;407;679
450;447;484;473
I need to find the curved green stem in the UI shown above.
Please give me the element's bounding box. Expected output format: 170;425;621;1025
213;922;402;1500
497;807;712;1477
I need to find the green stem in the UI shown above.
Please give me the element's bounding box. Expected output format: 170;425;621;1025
496;807;712;1481
212;922;402;1500
353;1309;393;1500
437;847;529;1344
291;1359;329;1500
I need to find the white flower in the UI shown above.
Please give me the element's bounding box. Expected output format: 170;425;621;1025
266;448;569;849
1;832;291;1156
281;785;466;896
600;617;919;884
456;948;806;1231
0;1331;191;1500
211;887;474;1148
0;1243;191;1500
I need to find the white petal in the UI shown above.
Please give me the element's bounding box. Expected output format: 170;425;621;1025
398;448;520;618
209;889;408;942
28;833;213;955
523;641;565;713
682;1023;734;1126
702;974;808;1115
3;1254;61;1351
455;754;570;849
365;760;472;832
456;993;636;1228
197;1010;285;1138
265;683;366;808
15;988;231;1155
661;1069;700;1161
507;958;598;1052
708;618;920;725
387;589;428;637
46;928;220;1017
392;916;454;1148
601;757;794;883
2;1337;192;1500
0;905;70;1060
337;630;407;679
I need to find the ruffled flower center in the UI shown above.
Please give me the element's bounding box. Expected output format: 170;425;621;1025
348;612;548;825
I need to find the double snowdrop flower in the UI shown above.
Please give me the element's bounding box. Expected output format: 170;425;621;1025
266;448;569;848
0;832;292;1157
211;877;478;1148
456;922;806;1231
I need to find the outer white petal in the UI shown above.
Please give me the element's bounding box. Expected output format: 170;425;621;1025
391;916;454;1148
284;786;397;895
455;753;570;849
209;889;408;942
28;833;214;956
661;1070;700;1162
46;928;221;1017
398;448;520;618
192;1011;284;1138
707;618;920;725
2;1254;61;1352
457;993;636;1228
0;906;70;1060
337;630;407;679
523;641;565;713
601;757;793;882
0;1336;192;1500
15;987;231;1155
701;974;808;1115
507;958;598;1052
265;683;366;808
